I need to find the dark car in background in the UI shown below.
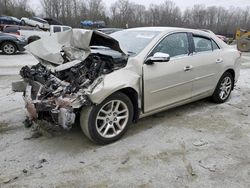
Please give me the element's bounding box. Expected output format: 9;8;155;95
2;25;42;35
0;16;21;25
0;32;27;54
80;20;106;28
43;18;62;25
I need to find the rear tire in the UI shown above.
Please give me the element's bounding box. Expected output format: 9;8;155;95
1;42;17;55
21;20;25;26
212;72;233;103
80;92;134;145
237;37;250;52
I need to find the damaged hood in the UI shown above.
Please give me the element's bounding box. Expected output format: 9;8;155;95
25;29;127;66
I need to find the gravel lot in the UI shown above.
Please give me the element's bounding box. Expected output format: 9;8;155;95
0;52;249;188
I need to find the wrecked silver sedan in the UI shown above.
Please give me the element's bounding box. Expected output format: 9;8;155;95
12;27;241;144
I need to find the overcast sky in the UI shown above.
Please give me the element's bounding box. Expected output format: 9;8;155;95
30;0;250;14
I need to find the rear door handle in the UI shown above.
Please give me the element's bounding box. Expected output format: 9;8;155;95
184;65;193;72
216;58;223;64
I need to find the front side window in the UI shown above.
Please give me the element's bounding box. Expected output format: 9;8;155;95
53;26;61;33
193;36;212;52
151;33;189;58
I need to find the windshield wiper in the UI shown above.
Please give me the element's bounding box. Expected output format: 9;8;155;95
127;51;136;55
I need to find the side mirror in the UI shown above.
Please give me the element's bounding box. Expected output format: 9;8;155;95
145;52;170;65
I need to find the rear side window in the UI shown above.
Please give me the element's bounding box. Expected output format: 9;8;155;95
3;27;18;33
193;36;212;52
151;33;189;57
53;26;61;33
63;27;70;31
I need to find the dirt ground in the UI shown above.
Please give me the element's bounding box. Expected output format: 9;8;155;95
0;52;249;188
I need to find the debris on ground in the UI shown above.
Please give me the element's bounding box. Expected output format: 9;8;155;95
121;156;130;165
24;131;43;140
193;140;208;147
240;112;248;116
181;142;196;176
198;160;216;172
3;176;18;184
0;122;9;133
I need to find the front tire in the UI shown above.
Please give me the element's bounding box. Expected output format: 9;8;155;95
212;72;233;103
80;92;134;145
1;42;17;55
21;20;25;26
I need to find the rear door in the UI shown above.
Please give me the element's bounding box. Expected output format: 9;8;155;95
190;34;223;97
143;32;194;113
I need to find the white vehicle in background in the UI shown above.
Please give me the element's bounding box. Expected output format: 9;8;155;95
20;17;50;30
19;25;72;43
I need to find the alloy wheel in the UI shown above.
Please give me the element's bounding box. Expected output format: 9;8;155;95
96;100;129;138
3;43;15;54
219;76;232;100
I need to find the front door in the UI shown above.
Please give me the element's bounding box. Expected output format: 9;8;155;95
143;32;194;113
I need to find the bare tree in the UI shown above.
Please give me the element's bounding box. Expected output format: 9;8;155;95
0;0;33;17
1;0;246;36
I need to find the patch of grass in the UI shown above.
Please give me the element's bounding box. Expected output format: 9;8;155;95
0;121;9;133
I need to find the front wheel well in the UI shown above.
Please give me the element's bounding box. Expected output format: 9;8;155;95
0;40;17;49
116;88;140;123
225;69;235;90
28;36;41;44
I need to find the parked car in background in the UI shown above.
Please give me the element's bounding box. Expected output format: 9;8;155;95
43;18;63;25
0;16;21;25
2;25;42;35
21;17;50;29
19;25;72;43
97;28;124;35
0;32;27;54
80;20;106;28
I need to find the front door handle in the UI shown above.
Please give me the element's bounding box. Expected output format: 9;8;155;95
184;65;193;72
216;58;223;64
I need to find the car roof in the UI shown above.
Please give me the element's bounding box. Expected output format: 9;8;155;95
32;17;47;22
126;27;210;36
127;27;229;49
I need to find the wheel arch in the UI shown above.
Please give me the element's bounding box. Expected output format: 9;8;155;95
0;40;17;48
116;87;140;123
28;35;41;44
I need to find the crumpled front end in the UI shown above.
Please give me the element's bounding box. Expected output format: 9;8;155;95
12;29;128;129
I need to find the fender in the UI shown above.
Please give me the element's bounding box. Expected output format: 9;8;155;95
89;69;141;104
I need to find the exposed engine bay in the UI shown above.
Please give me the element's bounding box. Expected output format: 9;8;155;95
12;29;128;130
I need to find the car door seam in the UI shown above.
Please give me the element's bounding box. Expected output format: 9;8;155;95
151;79;194;94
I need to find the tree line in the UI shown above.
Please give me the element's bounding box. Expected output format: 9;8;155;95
1;0;250;36
0;0;34;17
